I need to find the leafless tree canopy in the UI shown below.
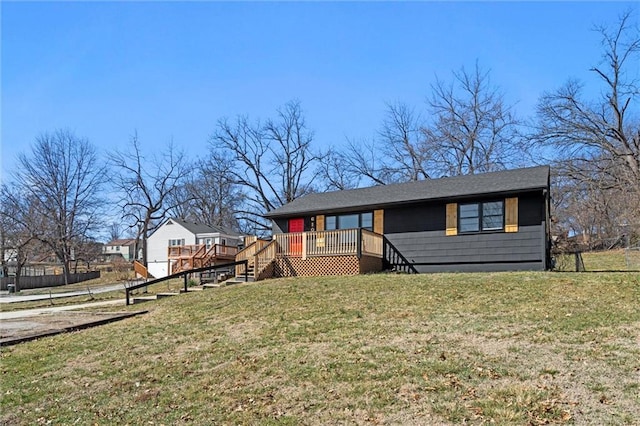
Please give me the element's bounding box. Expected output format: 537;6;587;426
322;65;521;187
108;133;191;266
424;63;522;176
534;10;640;244
0;186;41;288
166;153;244;231
9;130;105;284
211;100;320;232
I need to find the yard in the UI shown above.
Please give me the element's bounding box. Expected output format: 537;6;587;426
1;267;639;424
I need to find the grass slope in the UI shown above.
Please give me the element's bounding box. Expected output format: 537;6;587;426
2;271;639;425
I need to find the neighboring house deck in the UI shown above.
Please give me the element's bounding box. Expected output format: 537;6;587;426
168;243;238;274
147;218;242;278
235;166;551;280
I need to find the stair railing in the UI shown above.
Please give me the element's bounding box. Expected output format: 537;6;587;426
382;236;418;274
253;240;277;280
235;239;269;276
125;259;249;305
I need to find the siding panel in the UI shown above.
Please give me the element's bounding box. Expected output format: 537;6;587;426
386;224;545;271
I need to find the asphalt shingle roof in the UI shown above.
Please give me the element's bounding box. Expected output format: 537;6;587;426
169;218;241;236
266;166;550;218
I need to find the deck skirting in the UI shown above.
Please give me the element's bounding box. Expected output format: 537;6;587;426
273;254;382;278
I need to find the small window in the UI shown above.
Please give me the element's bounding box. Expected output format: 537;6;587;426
459;201;504;233
361;212;373;231
482;201;504;230
326;216;337;230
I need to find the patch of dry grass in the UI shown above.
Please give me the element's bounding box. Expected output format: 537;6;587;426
2;271;639;424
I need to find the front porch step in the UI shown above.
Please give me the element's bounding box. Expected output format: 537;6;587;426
226;276;255;285
132;295;158;304
156;292;180;299
203;283;225;289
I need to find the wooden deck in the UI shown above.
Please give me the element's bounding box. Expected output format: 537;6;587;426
237;229;384;280
168;244;238;274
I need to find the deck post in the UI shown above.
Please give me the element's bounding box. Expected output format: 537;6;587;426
357;228;362;259
183;273;188;293
302;232;307;260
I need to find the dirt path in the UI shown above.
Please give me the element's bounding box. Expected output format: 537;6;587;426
0;299;146;345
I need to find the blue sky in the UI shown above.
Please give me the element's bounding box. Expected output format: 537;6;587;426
1;2;637;181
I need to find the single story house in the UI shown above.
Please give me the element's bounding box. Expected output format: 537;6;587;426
244;166;550;278
147;218;242;278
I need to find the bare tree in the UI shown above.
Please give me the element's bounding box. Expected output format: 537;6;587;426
317;147;362;191
107;223;123;242
423;63;522;176
0;186;40;290
327;65;522;189
211;100;320;232
379;102;432;181
11;130;105;285
167;153;244;230
534;10;640;240
108;133;191;266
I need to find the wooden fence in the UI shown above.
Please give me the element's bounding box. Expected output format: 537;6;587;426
1;271;101;291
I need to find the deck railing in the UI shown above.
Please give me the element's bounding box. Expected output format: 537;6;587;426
235;239;270;276
167;245;205;259
204;244;238;258
274;229;382;259
168;244;239;274
255;240;277;276
361;229;383;257
133;260;149;280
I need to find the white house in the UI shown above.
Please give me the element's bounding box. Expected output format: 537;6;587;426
146;218;242;278
102;239;137;261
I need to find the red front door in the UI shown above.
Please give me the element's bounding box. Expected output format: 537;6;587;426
288;218;304;255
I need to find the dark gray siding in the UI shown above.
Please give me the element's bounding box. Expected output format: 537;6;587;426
272;219;286;234
385;225;546;272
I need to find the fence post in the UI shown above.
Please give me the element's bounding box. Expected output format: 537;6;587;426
575;252;584;272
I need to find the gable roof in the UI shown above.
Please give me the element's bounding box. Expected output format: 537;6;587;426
166;218;240;236
266;166;550;218
106;239;136;247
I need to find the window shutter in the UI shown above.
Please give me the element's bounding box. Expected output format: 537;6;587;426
374;209;384;234
505;197;518;233
446;203;458;236
316;215;325;231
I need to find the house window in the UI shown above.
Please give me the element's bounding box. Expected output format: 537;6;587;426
116;246;120;251
325;212;373;231
168;239;185;246
459;201;504;233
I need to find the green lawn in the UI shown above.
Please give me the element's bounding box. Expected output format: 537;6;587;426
2;271;639;425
